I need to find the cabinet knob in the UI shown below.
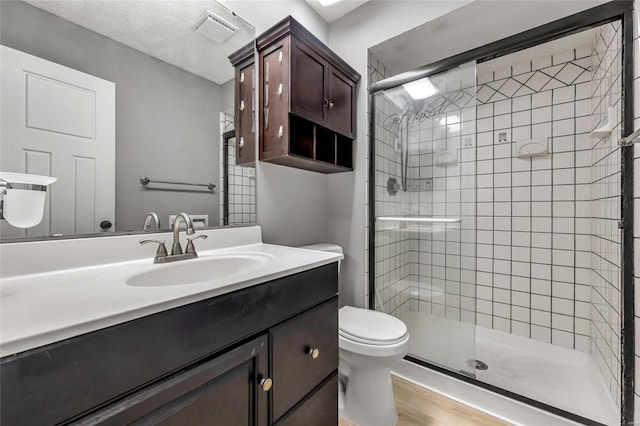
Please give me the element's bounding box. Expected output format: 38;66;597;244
308;348;320;359
329;101;334;110
260;378;273;392
323;98;330;108
277;126;283;138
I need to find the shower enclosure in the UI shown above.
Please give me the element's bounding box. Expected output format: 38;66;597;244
369;4;633;425
372;63;478;377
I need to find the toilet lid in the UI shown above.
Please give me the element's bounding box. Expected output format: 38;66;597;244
339;306;408;344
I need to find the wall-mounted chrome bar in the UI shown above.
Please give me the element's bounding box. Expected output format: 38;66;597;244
140;177;215;191
376;216;462;223
619;128;640;147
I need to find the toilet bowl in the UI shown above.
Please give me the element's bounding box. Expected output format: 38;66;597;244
300;244;410;426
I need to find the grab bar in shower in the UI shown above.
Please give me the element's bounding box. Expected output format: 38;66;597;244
376;216;462;223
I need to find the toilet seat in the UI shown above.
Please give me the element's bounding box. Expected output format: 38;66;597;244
339;306;408;346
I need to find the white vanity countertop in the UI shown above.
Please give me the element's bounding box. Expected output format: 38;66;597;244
0;228;342;357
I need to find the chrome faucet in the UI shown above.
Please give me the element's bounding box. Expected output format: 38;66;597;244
139;212;207;263
142;212;161;230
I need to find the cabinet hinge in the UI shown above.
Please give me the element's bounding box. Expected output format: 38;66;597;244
278;51;283;63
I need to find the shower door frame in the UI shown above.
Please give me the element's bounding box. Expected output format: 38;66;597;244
368;2;635;425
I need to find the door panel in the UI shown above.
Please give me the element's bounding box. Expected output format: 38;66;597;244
276;375;338;426
261;41;289;156
271;297;338;421
328;68;355;138
290;39;326;125
76;335;269;426
0;45;115;238
237;62;256;165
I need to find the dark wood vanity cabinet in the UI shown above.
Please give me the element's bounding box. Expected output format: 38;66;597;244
0;264;339;426
230;16;359;174
229;42;256;166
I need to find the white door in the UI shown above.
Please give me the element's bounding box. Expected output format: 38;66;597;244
1;45;115;238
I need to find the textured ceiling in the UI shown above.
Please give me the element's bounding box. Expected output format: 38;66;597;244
23;0;255;84
304;0;370;23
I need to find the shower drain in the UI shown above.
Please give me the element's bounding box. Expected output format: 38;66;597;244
473;360;489;370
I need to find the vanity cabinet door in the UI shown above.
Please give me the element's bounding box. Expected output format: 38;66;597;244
271;297;338;422
275;375;338;426
75;335;269;426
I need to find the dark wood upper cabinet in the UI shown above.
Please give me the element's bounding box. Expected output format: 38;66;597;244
248;16;359;174
290;38;327;125
229;42;256;167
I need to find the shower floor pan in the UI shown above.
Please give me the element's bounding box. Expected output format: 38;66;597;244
400;310;618;425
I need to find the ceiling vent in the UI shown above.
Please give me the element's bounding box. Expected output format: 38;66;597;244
195;10;237;44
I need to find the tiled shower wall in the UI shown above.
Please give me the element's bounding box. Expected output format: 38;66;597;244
372;29;624;401
589;21;623;408
403;68;477;325
370;52;412;317
470;45;597;352
218;112;256;226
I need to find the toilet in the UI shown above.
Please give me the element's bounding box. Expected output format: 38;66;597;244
300;244;410;426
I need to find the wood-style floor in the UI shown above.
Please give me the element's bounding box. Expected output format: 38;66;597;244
339;375;510;426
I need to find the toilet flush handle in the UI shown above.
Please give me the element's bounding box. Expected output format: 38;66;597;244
308;348;320;359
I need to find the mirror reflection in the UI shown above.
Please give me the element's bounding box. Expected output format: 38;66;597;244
0;0;256;241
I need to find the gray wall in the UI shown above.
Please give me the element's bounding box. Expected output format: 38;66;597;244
0;1;223;232
221;79;234;113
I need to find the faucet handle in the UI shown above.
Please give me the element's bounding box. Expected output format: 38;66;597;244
185;234;207;254
139;239;168;258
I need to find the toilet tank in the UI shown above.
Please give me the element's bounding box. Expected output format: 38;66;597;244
299;243;343;273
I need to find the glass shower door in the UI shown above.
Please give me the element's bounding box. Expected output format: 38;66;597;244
372;62;477;376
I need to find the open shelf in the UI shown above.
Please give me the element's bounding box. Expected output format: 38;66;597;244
290;115;315;159
264;114;353;174
316;126;336;164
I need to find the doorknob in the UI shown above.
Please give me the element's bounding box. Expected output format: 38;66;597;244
100;220;112;230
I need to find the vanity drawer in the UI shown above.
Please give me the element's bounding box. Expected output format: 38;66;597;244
271;296;338;421
275;374;338;426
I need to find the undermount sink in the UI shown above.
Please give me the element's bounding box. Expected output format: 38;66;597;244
126;253;274;287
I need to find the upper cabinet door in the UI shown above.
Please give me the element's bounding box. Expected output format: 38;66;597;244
327;66;355;138
290;39;327;125
236;61;256;165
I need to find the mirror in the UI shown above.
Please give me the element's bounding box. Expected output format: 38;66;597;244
0;0;256;241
